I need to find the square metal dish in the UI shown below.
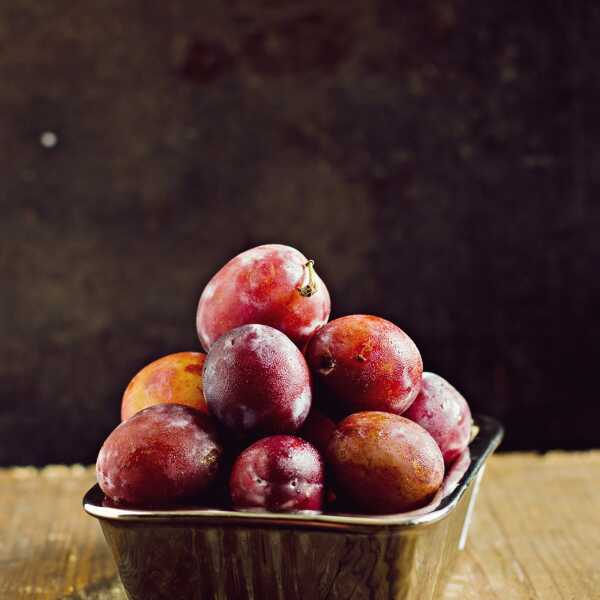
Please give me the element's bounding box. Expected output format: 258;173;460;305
84;414;503;600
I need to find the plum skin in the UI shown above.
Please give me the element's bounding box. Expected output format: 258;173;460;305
121;352;207;420
298;409;336;454
305;315;423;416
229;435;324;511
327;411;444;514
203;324;312;436
196;244;331;351
403;372;473;465
97;404;223;506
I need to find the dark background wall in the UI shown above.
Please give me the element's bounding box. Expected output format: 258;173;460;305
1;1;599;465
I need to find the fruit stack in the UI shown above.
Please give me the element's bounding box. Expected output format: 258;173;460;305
96;244;473;515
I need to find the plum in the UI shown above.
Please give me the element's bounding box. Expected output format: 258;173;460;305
96;404;223;506
305;315;423;416
196;244;330;350
121;352;207;420
327;411;444;513
403;372;473;465
229;435;324;511
298;409;336;454
203;324;312;435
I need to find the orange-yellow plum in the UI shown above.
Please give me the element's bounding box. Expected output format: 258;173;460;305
121;352;207;421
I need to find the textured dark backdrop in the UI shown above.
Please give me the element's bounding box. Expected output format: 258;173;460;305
1;1;599;465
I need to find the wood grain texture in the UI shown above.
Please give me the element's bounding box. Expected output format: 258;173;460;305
445;452;600;600
0;466;120;600
1;453;599;599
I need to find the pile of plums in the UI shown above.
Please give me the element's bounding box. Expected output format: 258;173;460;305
96;244;473;514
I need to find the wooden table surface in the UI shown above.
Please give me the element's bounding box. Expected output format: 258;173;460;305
1;452;599;600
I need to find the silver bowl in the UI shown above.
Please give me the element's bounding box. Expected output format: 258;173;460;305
84;414;503;600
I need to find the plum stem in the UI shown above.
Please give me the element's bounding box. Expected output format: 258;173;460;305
297;260;318;297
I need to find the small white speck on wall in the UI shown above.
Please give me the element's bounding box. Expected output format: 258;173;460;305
40;131;58;148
